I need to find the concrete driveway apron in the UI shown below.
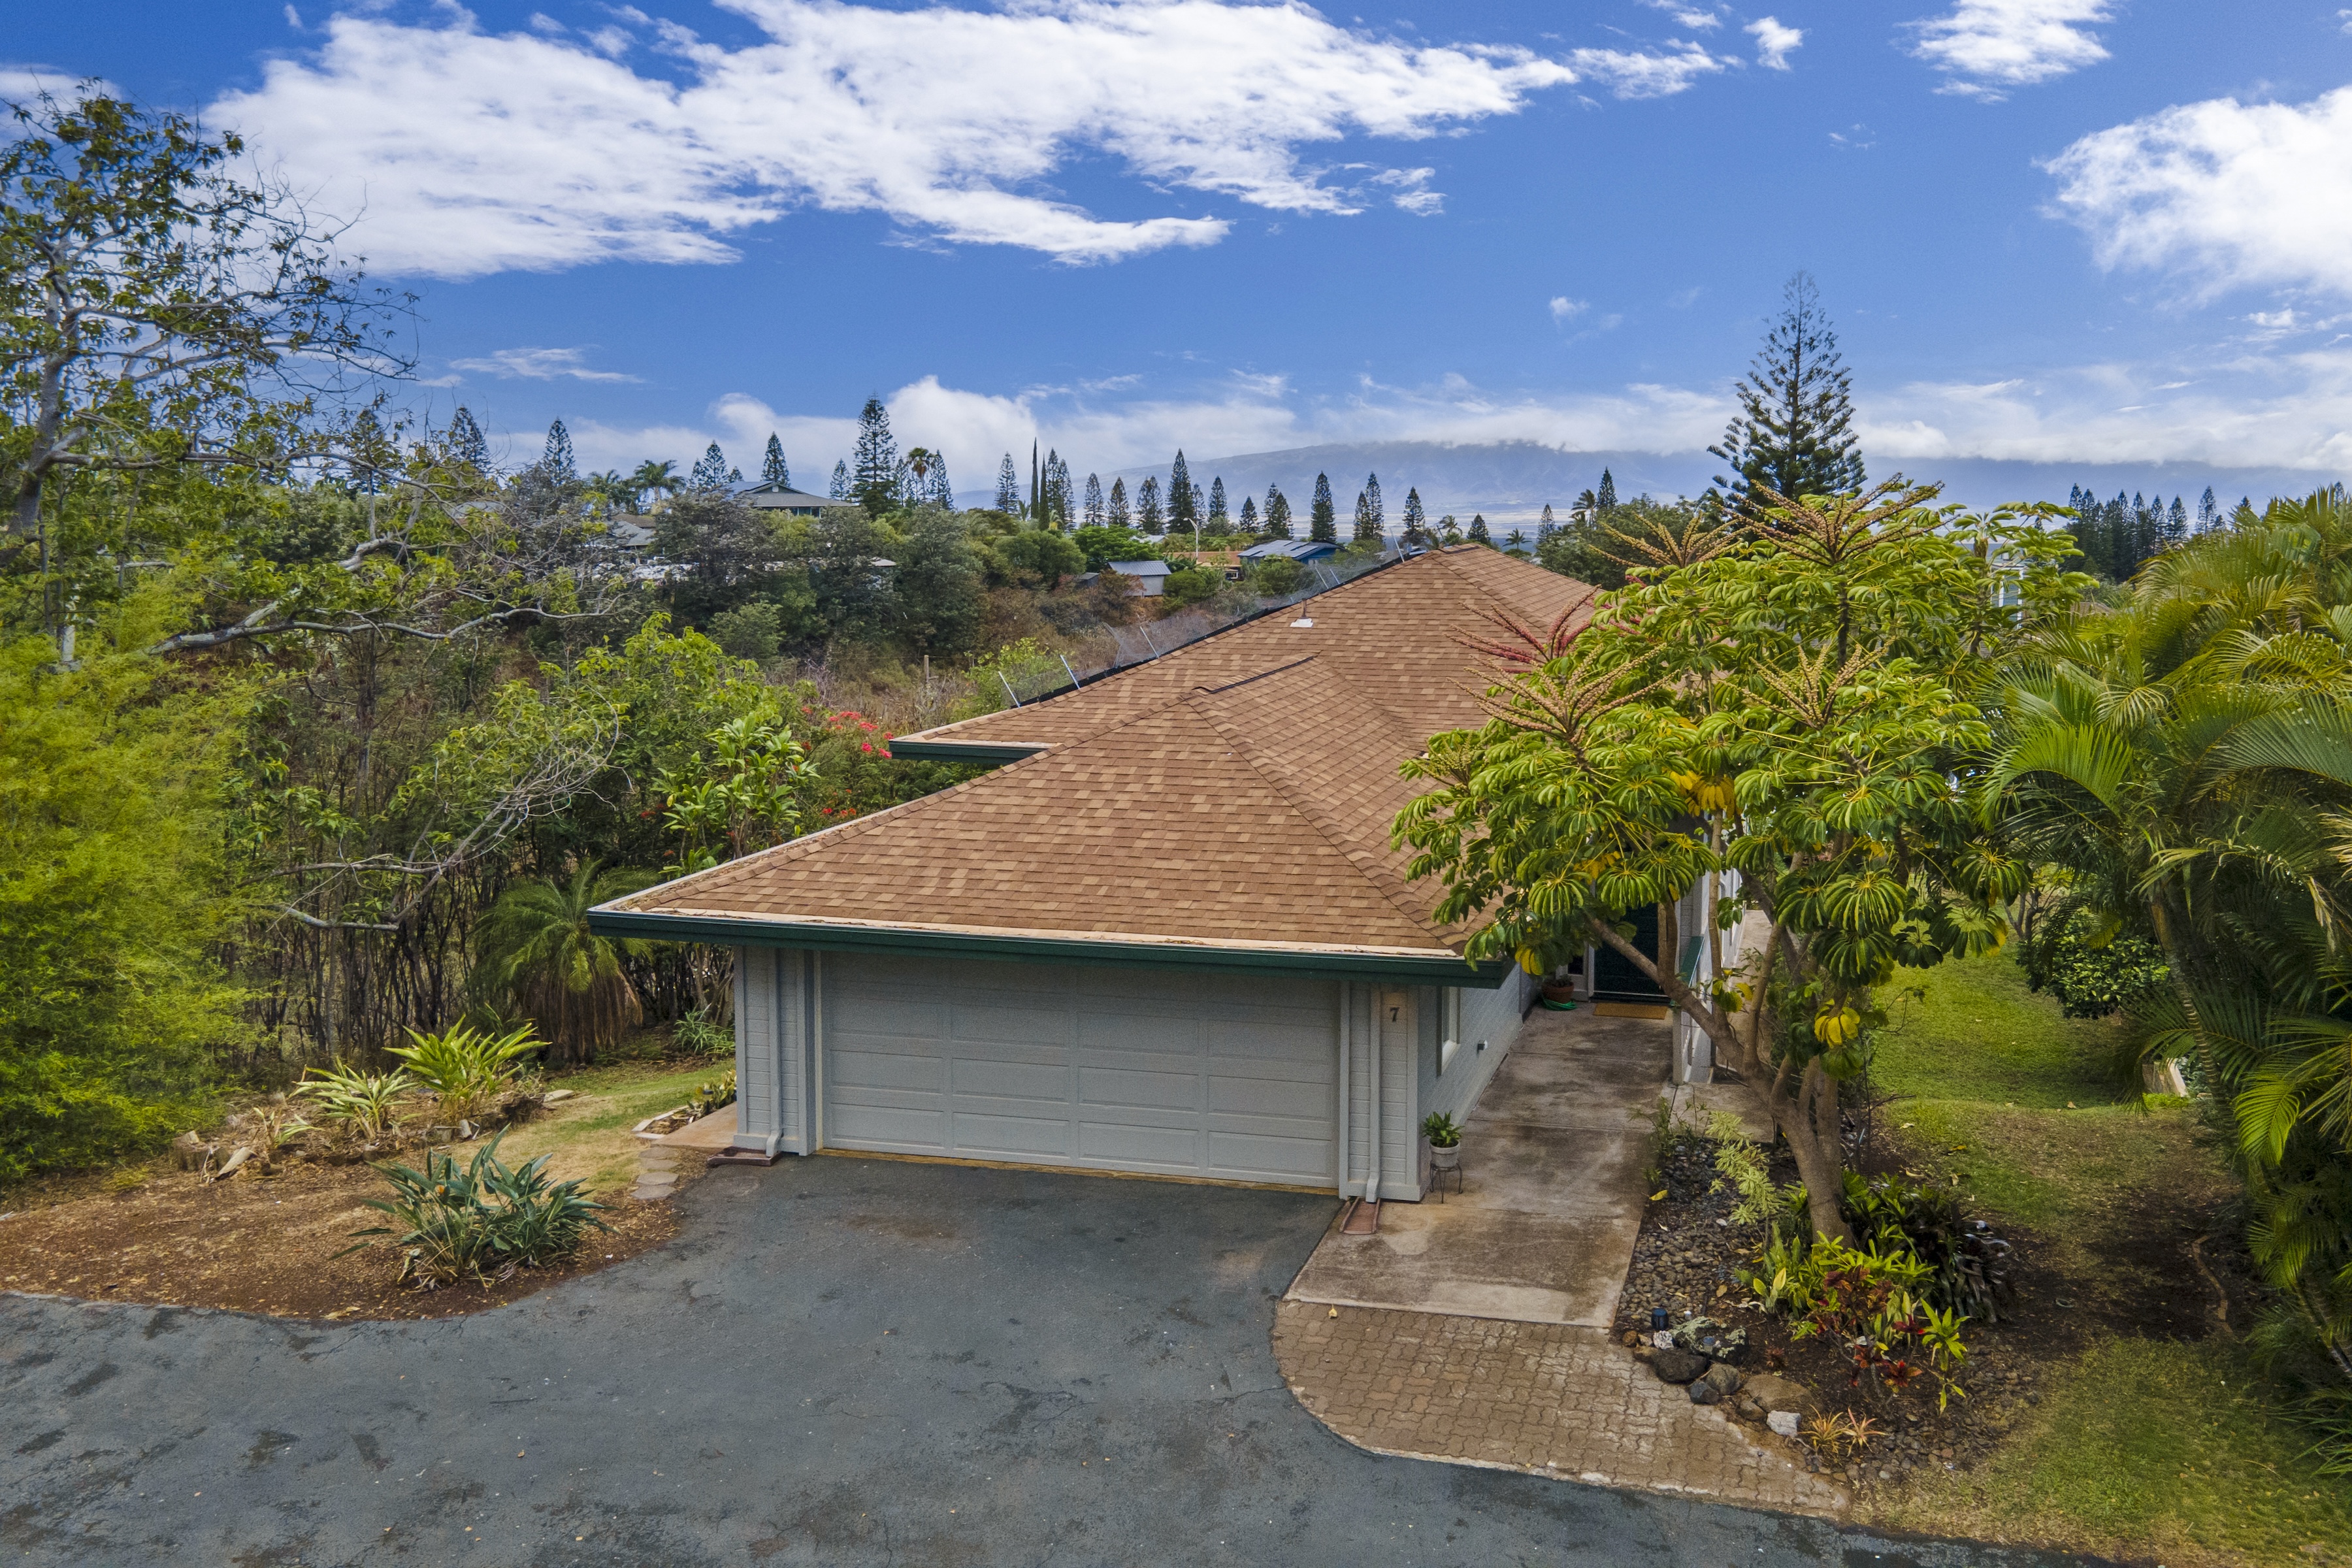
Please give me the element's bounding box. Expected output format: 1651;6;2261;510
5;1154;2091;1567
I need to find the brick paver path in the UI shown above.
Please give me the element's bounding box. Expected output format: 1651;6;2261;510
1273;1299;1848;1515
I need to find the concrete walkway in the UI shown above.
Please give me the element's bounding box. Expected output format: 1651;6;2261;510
1286;1005;1666;1326
1275;1005;1846;1515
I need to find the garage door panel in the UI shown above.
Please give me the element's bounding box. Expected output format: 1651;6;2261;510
824;958;1335;1186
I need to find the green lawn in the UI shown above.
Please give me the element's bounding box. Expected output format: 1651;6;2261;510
1863;948;2352;1566
497;1059;730;1195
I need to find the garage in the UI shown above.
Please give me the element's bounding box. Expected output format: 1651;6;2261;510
819;955;1339;1186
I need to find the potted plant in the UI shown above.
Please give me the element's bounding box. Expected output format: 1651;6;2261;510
1422;1111;1463;1171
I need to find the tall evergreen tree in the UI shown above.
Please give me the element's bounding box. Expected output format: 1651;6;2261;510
1362;472;1384;532
1108;477;1130;527
1309;472;1336;542
1402;487;1428;546
1352;487;1380;544
995;453;1021;513
1238;494;1258;531
2165;495;2189;547
541;419;576;483
851;397;900;515
1265;485;1292;538
1085;472;1105;526
1045;451;1072;527
1536;501;1556;551
690;441;730;492
1707;271;1865;504
1030;442;1040;519
927;453;954;509
1137;474;1164;533
2198;486;2219;530
829;459;849;500
1208;476;1228;527
448;406;489;469
1168;451;1196;532
1468;513;1492;546
1596;468;1617;512
762;433;789;487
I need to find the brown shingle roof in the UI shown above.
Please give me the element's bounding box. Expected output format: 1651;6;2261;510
600;548;1595;975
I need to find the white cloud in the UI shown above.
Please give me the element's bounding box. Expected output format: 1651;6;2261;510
448;346;639;382
1548;297;1589;322
1746;18;1802;70
2046;86;2352;300
1908;1;2110;97
0;63;114;103
212;3;1728;277
1644;1;1723;29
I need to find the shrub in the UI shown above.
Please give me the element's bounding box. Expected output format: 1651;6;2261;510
340;1131;607;1289
1250;556;1304;596
387;1024;538;1124
1421;1111;1462;1148
673;1007;732;1058
695;1070;737;1118
2018;901;2169;1019
1841;1172;2014;1324
1161;566;1222;609
291;1062;417;1143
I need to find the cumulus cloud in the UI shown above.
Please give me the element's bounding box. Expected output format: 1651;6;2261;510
448;346;639;382
1644;1;1723;29
2045;86;2352;300
1746;18;1802;70
212;2;1729;277
1908;1;2110;97
1549;297;1589;322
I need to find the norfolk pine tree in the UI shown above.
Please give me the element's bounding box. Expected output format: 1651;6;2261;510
1708;272;1865;505
689;441;729;492
1309;473;1337;543
1402;487;1427;546
1108;477;1130;527
448;407;489;469
828;459;849;500
994;454;1021;513
541;419;577;483
1137;475;1164;533
851;397;900;515
762;434;789;487
1208;476;1228;527
1264;485;1292;538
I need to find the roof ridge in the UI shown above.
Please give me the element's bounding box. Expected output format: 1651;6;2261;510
1185;672;1460;956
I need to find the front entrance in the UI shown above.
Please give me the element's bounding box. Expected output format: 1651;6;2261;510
1590;904;1666;1004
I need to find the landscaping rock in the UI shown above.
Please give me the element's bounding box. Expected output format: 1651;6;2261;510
213;1146;252;1181
543;1089;576;1104
1700;1362;1745;1397
1767;1410;1802;1438
172;1132;214;1172
1650;1347;1708;1384
1688;1379;1722;1405
1741;1373;1813;1414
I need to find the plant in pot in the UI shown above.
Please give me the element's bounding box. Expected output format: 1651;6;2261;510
1422;1111;1464;1171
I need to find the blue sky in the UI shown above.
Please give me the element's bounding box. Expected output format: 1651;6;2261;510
12;1;2352;504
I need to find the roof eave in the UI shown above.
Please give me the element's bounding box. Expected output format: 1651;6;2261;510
588;906;1510;987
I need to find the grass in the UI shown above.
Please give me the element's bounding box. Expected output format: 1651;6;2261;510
1871;948;2129;1109
493;1058;728;1196
1885;1339;2352;1567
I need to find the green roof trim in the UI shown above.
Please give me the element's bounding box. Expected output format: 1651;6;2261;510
588;907;1509;987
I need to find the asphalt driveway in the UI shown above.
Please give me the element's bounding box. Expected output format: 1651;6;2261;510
3;1156;2091;1567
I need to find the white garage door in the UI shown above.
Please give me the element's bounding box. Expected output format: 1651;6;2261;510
821;954;1337;1186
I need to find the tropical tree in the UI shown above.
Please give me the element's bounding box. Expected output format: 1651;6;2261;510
472;860;656;1066
629;459;682;510
1399;480;2082;1241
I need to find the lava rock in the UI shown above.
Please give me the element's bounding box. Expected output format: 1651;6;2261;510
1741;1373;1814;1414
1688;1379;1723;1405
1651;1347;1709;1384
1700;1362;1746;1397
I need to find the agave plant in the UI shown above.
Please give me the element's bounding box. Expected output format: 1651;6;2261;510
338;1132;607;1289
290;1062;418;1143
387;1024;540;1125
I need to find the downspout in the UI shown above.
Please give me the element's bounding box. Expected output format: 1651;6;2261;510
1365;992;1383;1204
1336;982;1351;1197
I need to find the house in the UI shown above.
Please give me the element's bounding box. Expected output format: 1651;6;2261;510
1103;559;1173;596
1238;538;1341;566
732;480;862;517
590;547;1720;1199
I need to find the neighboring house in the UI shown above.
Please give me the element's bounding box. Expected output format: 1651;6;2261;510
591;547;1720;1199
732;480;862;517
1238;539;1341;566
1103;559;1173;596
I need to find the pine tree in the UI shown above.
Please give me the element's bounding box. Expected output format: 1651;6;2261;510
1309;472;1336;543
1265;486;1292;538
1536;502;1556;551
1468;513;1492;547
1363;473;1384;533
829;459;849;500
449;406;489;469
1208;476;1228;527
995;453;1021;513
1168;451;1196;532
691;441;730;492
1402;487;1428;546
2198;486;2219;530
1352;487;1380;545
728;466;742;483
928;453;954;509
1045;451;1072;527
2164;495;2188;547
762;434;789;488
1108;477;1130;527
1596;468;1617;512
1707;271;1865;504
1030;442;1040;519
1137;475;1164;533
1238;494;1258;531
1085;472;1105;527
851;397;900;515
541;419;576;483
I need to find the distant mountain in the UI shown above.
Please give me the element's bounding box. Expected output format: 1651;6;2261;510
958;440;2341;524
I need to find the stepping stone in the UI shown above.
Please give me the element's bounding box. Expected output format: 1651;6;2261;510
635;1170;678;1186
630;1184;674;1203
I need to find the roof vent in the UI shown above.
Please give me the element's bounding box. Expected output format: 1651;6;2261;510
1290;616;1313;629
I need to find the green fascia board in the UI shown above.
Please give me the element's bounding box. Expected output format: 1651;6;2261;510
589;907;1509;987
885;738;1047;763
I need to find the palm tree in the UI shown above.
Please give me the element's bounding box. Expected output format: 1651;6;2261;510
472;861;657;1066
583;469;630;511
629;459;684;512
